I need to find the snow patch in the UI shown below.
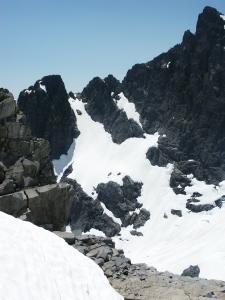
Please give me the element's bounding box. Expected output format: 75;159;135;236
39;81;47;93
53;139;76;182
24;89;32;95
101;202;122;225
115;92;142;127
0;212;123;300
220;14;225;21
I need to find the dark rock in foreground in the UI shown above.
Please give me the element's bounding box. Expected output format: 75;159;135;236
18;75;80;159
0;182;74;231
181;265;200;278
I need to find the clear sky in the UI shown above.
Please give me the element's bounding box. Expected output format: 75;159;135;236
1;0;225;98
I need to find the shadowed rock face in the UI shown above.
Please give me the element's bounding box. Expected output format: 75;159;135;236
81;75;144;143
0;88;73;230
18;75;80;159
122;6;225;184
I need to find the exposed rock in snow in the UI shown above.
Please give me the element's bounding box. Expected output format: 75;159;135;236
181;265;200;278
62;176;121;237
96;176;146;223
0;212;123;300
81;75;144;143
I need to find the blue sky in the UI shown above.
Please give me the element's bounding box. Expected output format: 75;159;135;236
1;0;225;97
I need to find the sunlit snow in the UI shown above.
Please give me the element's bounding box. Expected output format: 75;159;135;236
220;14;225;21
39;81;47;93
115;92;142;127
60;95;225;281
0;212;123;300
53;140;75;181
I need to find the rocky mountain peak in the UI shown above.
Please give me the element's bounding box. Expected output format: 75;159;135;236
122;6;225;184
196;6;225;40
104;75;121;94
18;75;80;159
33;75;66;97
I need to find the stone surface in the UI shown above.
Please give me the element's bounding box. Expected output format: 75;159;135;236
53;231;75;245
0;191;27;217
0;89;16;120
56;232;225;300
27;183;74;230
0;183;73;230
110;268;225;300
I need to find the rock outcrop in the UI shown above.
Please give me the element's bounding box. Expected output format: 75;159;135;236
0;88;73;230
181;265;200;278
61;165;149;236
96;176;150;228
122;7;225;185
81;75;143;143
18;75;80;159
62;175;121;237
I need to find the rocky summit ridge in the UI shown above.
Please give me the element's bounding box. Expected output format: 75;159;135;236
122;6;225;185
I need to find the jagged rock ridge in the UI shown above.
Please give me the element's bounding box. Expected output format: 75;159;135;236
122;6;225;185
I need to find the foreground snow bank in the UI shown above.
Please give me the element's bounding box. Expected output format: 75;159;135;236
0;212;123;300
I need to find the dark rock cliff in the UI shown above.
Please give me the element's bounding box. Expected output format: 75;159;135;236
0;88;73;230
122;6;225;184
18;75;80;159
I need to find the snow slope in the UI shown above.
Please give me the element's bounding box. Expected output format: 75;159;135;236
0;212;123;300
55;95;225;281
